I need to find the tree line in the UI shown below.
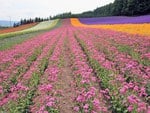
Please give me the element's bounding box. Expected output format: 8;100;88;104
51;0;150;19
93;0;150;17
13;17;50;27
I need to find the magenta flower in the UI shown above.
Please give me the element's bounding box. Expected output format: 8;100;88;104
46;101;54;107
74;106;79;112
39;84;53;92
127;105;134;112
76;94;85;102
120;87;127;94
137;102;147;112
83;104;89;109
127;95;138;104
93;98;101;111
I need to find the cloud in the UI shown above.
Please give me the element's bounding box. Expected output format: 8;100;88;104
0;0;114;21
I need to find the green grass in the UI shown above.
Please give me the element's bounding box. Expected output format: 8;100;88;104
0;31;44;51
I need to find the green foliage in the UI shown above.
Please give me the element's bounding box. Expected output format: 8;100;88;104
46;106;59;113
111;96;128;113
0;31;46;51
29;72;40;87
146;83;150;96
28;48;42;63
89;58;110;89
12;90;35;113
39;58;49;74
117;45;150;66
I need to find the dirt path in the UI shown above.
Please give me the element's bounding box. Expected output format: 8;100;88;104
54;37;76;113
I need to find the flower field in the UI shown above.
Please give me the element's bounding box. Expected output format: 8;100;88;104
0;23;38;34
79;15;150;25
71;18;150;36
0;18;150;113
0;19;59;39
22;20;59;32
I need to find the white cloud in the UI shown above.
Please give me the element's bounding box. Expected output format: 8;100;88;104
0;0;114;21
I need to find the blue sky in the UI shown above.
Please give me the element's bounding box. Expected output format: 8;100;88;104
0;0;114;21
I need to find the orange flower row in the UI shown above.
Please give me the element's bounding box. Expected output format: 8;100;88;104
70;18;150;36
0;23;38;34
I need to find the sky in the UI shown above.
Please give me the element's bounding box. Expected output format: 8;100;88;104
0;0;114;21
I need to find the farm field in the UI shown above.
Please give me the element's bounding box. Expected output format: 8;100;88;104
71;18;150;36
0;23;38;34
0;18;150;113
0;19;59;39
79;15;150;24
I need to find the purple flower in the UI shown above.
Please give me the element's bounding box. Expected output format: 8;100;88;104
79;15;150;24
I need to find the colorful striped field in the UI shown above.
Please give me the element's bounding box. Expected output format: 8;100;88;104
0;18;150;113
71;18;150;36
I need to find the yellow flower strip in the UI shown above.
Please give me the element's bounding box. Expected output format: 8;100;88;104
70;18;150;36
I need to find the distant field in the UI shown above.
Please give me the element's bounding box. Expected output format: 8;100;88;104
79;15;150;24
0;19;59;39
0;23;38;34
71;18;150;36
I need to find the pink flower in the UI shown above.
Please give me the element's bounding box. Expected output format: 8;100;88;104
84;109;89;113
119;87;126;94
91;111;97;113
85;87;96;99
137;102;147;112
43;111;48;113
133;86;139;91
120;85;129;94
93;98;101;111
10;92;19;100
17;83;29;91
147;106;150;113
127;105;133;112
39;84;53;92
47;97;55;106
38;106;45;112
73;106;79;112
101;107;108;112
0;97;9;106
83;104;89;110
76;95;85;102
46;102;53;107
127;95;138;104
91;77;96;82
139;87;147;97
128;82;134;89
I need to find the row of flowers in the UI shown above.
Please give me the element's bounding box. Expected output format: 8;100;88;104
0;27;63;112
74;27;149;113
67;28;110;113
30;27;67;113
